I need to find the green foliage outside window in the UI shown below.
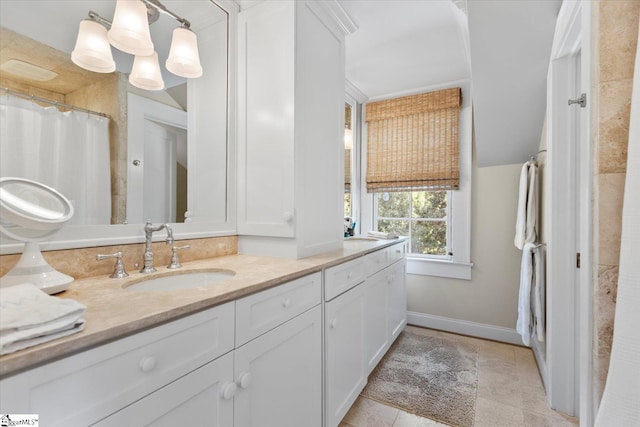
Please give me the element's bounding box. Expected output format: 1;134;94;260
377;191;448;256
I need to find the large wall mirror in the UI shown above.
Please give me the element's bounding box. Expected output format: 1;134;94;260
0;0;236;254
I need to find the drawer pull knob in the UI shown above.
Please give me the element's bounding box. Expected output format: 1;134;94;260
139;356;157;373
237;372;253;389
330;318;338;329
221;382;237;400
282;297;292;308
283;211;294;223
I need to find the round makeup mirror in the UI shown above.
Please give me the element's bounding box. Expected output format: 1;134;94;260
0;177;75;293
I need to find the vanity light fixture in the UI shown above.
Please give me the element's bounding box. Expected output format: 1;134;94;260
344;126;353;150
71;0;203;91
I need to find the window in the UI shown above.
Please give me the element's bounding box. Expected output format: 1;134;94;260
376;190;450;257
344;102;354;218
360;84;472;280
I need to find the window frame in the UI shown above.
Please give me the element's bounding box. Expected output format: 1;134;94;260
374;190;452;260
359;81;473;280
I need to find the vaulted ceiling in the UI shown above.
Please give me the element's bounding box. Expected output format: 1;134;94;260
339;0;562;166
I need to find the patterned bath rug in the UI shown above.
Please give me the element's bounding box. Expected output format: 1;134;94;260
362;328;478;427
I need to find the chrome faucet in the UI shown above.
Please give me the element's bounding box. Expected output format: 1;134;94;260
141;221;174;273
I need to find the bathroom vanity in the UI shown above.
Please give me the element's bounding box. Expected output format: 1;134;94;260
0;239;407;427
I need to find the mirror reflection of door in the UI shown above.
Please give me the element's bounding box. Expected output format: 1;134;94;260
127;94;188;225
142;120;187;223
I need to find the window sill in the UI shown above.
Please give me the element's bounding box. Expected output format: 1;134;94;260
406;257;473;280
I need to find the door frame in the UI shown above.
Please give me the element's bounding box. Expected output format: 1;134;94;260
127;93;188;224
546;0;593;423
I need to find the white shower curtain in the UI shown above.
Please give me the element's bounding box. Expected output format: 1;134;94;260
0;95;111;225
594;21;640;427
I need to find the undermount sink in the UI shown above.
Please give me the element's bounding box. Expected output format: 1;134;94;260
124;269;236;292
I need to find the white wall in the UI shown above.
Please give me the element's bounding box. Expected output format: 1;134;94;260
407;161;524;339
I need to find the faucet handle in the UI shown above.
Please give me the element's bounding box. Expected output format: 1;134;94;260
96;251;129;278
167;245;191;269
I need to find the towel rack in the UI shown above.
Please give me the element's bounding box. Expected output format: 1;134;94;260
529;149;547;164
533;242;546;250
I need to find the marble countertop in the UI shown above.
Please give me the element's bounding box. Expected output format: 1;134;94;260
0;238;403;378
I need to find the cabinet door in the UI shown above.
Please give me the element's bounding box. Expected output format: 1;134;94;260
93;352;235;427
234;305;322;427
388;260;407;342
237;0;295;237
364;269;389;374
325;284;366;427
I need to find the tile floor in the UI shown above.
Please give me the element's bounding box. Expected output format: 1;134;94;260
339;326;579;427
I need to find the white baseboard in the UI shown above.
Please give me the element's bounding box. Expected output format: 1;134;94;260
407;311;525;346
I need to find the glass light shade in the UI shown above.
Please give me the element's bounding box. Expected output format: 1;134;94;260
71;20;116;73
107;0;154;56
129;52;165;91
165;27;203;78
344;127;353;149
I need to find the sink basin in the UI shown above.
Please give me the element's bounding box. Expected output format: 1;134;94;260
124;269;236;292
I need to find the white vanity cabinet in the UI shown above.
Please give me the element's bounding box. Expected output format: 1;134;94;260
364;242;408;373
233;272;323;427
0;302;235;427
324;242;407;427
0;273;324;427
237;0;348;258
93;352;235;427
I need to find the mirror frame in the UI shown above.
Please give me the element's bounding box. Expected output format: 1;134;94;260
0;0;238;255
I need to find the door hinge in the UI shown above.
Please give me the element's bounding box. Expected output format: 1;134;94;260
576;253;581;269
568;93;587;108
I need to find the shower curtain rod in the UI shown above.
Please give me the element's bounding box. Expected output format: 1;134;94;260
1;88;110;119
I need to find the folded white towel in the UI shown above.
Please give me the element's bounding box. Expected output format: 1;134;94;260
0;283;86;355
367;231;399;239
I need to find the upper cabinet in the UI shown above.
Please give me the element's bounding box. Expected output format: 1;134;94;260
237;0;353;259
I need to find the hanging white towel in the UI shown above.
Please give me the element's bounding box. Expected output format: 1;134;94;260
514;162;530;249
532;245;545;342
517;242;536;346
0;283;86;355
595;20;640;427
525;163;538;245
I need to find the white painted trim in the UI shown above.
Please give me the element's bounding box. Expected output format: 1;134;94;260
345;80;368;104
578;3;594;426
313;0;358;36
531;338;548;391
407;311;524;346
545;0;591;418
406;258;473;280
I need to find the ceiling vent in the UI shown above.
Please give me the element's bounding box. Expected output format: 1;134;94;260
0;59;58;82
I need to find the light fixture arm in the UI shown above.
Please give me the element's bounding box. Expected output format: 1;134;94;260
87;0;191;30
142;0;191;29
88;11;112;29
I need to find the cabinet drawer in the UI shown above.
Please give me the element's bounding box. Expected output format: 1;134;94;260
236;272;321;346
0;302;235;427
325;257;366;301
387;241;407;263
364;248;389;277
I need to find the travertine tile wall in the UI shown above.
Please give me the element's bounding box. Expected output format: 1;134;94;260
591;0;639;406
0;236;238;281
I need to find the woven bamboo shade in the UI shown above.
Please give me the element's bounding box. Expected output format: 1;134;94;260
365;87;462;192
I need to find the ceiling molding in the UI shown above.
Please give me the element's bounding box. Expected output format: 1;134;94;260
316;0;358;36
345;79;368;104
